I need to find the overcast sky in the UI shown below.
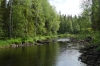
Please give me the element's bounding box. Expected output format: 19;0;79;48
48;0;83;16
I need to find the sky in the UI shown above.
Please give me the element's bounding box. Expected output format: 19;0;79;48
7;0;82;16
48;0;83;16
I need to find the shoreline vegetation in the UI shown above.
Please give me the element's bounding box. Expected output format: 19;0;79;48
79;32;100;66
0;34;74;49
0;33;95;49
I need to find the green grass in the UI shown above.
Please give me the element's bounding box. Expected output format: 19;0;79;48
0;38;22;48
0;35;54;48
57;34;75;38
0;33;95;48
0;40;10;46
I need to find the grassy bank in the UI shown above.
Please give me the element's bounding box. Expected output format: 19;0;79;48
0;34;76;48
0;33;97;48
0;35;58;48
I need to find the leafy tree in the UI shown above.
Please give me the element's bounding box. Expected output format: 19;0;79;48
82;0;100;31
0;0;4;38
0;0;60;40
72;15;80;33
0;0;10;38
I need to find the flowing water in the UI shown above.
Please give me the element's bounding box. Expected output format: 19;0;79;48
0;38;86;66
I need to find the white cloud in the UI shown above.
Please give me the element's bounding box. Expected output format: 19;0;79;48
49;0;83;16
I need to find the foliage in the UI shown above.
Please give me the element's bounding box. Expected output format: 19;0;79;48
81;0;100;50
82;0;100;31
0;0;60;39
90;31;100;45
58;14;91;34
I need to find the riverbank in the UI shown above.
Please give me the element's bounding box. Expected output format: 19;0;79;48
78;32;100;66
0;34;74;49
0;36;54;49
79;45;100;66
0;33;94;49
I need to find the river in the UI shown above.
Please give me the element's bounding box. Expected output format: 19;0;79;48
0;38;86;66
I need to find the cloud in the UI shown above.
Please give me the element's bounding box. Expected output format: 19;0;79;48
49;0;82;16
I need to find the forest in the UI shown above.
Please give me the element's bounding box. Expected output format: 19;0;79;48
0;0;100;46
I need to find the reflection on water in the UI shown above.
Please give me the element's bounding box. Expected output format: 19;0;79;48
0;39;86;66
56;49;85;66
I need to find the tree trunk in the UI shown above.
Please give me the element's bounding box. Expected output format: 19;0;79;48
98;0;100;30
9;0;13;39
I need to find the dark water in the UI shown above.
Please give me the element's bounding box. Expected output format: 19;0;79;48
0;39;86;66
